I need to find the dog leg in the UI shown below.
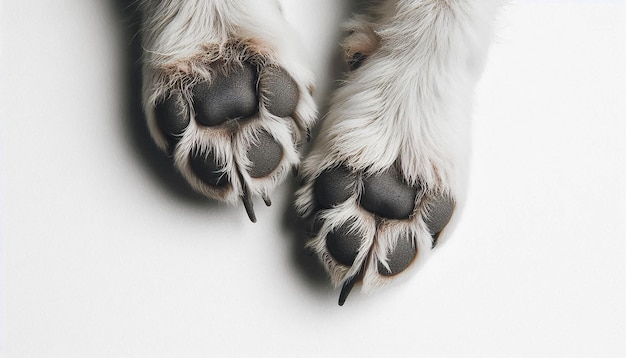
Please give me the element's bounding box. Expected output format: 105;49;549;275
296;0;503;304
139;0;317;222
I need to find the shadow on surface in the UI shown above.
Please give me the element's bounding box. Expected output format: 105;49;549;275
280;0;376;292
109;0;375;294
109;0;219;207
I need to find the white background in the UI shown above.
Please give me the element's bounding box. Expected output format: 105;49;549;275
1;1;625;357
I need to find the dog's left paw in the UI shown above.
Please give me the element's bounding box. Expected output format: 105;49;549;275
139;0;317;221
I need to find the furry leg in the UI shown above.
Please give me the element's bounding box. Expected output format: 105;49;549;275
296;0;503;304
139;0;317;221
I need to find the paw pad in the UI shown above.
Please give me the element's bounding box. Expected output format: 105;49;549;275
189;150;229;188
154;92;189;149
425;194;455;246
192;64;258;127
326;219;361;266
360;169;419;220
246;130;284;178
313;165;355;209
377;235;417;277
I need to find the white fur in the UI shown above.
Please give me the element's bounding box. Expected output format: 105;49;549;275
295;0;503;293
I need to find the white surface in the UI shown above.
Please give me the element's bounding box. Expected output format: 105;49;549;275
1;1;625;357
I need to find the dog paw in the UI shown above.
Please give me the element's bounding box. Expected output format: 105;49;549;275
295;2;490;304
297;163;457;305
140;1;316;221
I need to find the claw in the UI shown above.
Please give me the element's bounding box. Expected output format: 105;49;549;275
338;259;367;306
338;275;358;306
306;128;311;142
262;193;272;207
241;182;257;223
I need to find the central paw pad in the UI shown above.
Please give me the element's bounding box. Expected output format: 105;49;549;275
192;64;259;127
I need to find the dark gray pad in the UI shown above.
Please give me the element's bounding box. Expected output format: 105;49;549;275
260;67;299;117
192;64;258;127
349;52;367;71
360;169;418;220
313;166;355;209
425;194;455;247
246;131;283;178
425;194;455;235
189;149;229;187
326;219;361;266
377;235;417;276
155;92;189;147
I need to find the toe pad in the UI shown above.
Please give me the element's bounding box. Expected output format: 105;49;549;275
378;235;417;276
425;194;455;243
155;92;189;147
189;150;229;187
246;131;283;178
314;166;355;209
260;67;299;117
326;219;361;266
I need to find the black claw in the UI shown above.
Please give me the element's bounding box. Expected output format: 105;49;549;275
338;265;365;306
241;182;257;223
339;273;362;306
262;194;272;207
338;276;357;306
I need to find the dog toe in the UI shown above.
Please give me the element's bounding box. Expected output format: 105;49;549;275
313;165;356;209
377;234;417;277
424;194;455;245
246;130;284;178
155;92;189;149
326;219;362;267
189;150;230;188
260;66;299;117
360;169;419;220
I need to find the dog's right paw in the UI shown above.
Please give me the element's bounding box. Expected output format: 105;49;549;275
139;1;317;221
295;0;500;304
